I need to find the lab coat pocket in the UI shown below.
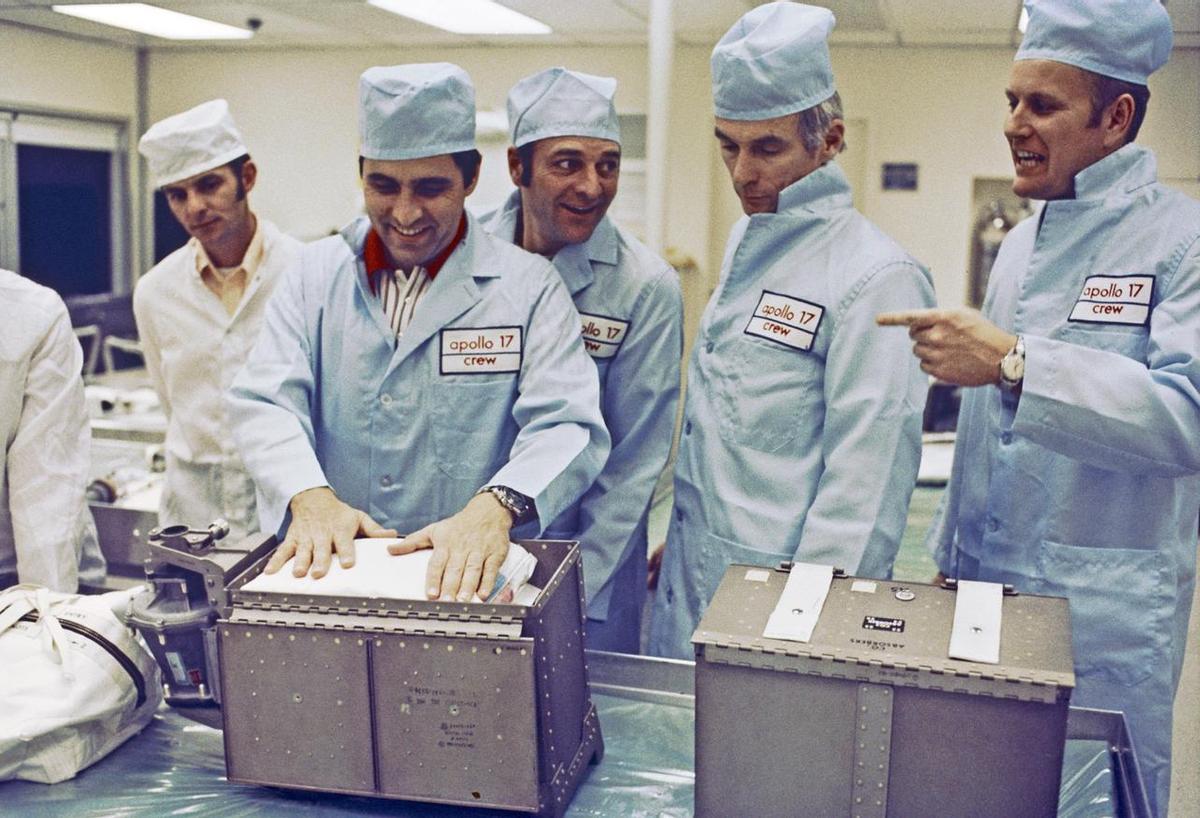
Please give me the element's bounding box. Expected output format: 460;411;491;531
717;337;819;454
697;531;794;616
1037;540;1172;687
1058;324;1149;363
430;377;517;478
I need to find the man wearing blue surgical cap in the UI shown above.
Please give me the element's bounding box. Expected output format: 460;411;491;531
480;67;683;653
648;2;935;658
229;63;609;604
878;1;1198;813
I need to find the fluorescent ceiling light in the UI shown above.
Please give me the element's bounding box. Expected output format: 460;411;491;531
368;0;552;35
53;4;254;40
1018;7;1029;33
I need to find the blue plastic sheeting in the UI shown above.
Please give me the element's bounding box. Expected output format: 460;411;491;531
1;695;1119;817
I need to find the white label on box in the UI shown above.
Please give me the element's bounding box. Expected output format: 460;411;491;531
743;290;825;352
948;580;1003;664
165;651;190;685
851;580;878;594
1068;274;1153;326
440;326;522;374
743;568;771;583
762;562;834;643
580;313;629;360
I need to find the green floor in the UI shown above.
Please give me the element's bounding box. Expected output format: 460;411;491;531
647;486;942;582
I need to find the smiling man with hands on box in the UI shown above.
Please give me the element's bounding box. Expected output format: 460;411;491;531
228;63;609;604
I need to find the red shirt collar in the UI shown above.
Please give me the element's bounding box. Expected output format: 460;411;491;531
364;214;468;295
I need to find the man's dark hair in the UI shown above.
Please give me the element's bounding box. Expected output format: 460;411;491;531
227;153;251;200
1086;72;1150;144
357;149;483;187
515;142;536;187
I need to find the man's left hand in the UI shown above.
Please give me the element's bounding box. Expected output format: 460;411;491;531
876;308;1016;386
388;492;512;602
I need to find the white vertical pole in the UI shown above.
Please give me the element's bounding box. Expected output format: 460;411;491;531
645;0;674;253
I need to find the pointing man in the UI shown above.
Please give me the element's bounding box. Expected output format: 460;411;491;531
879;1;1199;812
649;2;935;658
482;68;683;652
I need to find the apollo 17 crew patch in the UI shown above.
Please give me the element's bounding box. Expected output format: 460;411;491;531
579;313;630;360
440;326;523;374
744;290;825;352
1069;275;1154;326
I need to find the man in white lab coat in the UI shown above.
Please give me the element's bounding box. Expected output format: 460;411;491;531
0;269;106;591
134;100;301;541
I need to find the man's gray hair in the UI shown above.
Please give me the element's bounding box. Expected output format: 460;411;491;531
797;91;846;154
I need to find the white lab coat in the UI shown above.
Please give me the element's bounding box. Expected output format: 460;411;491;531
0;270;105;591
133;220;301;540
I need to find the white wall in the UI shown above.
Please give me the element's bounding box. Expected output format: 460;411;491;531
706;44;1200;308
0;22;138;117
147;45;712;248
2;24;1193;313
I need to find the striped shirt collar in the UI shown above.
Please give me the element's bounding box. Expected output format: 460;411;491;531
364;213;468;295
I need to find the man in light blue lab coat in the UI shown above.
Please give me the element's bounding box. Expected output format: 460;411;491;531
480;68;683;652
229;63;609;603
647;2;936;658
878;2;1199;813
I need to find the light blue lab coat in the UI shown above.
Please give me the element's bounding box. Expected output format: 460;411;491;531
648;162;935;658
228;214;609;538
481;192;682;652
930;145;1200;818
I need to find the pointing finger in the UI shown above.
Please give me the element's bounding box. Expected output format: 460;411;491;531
876;309;942;329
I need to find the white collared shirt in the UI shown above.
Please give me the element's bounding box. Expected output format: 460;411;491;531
133;218;301;539
0;270;105;590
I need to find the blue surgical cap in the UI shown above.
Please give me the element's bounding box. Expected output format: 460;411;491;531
507;67;621;148
359;63;477;161
711;2;836;121
1016;0;1172;85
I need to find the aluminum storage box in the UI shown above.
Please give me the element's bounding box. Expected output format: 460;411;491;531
216;539;602;818
693;564;1074;818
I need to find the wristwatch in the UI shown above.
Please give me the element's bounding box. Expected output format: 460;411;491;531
479;485;536;526
998;335;1025;393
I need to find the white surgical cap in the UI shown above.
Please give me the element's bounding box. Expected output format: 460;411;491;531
138;99;248;188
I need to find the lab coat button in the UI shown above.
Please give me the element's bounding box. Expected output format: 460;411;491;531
987;517;999;532
706;342;714;354
380;394;392;406
380;474;393;487
1000;431;1013;445
684;421;692;435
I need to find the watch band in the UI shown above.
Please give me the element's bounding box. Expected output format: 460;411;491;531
479;485;535;526
999;335;1025;392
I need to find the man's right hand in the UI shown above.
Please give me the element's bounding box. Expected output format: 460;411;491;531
266;487;397;578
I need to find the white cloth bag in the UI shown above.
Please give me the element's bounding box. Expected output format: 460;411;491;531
0;584;162;783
